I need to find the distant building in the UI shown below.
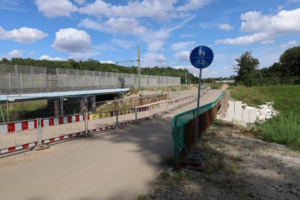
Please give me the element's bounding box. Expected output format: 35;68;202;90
215;80;235;84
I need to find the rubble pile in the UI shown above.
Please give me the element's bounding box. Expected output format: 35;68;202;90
256;102;279;122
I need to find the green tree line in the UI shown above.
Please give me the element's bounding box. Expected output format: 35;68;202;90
0;58;198;84
234;46;300;87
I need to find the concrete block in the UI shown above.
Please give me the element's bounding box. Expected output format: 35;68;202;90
249;108;257;123
234;101;242;120
225;100;235;120
242;109;249;123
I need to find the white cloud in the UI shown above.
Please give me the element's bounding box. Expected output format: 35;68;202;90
100;60;115;64
278;5;283;11
175;51;190;62
52;28;92;53
0;26;47;43
39;55;67;61
29;51;36;56
74;0;86;5
216;8;300;45
218;24;233;31
79;17;146;35
155;54;167;63
171;41;195;52
7;50;23;59
142;15;195;52
78;0;176;20
103;17;146;35
141;52;168;67
35;0;77;18
177;0;209;11
281;40;298;49
111;38;134;49
94;43;115;52
79;18;102;31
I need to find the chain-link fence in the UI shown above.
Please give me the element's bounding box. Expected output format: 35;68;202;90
0;65;181;94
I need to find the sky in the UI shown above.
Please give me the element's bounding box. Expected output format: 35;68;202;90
0;0;300;78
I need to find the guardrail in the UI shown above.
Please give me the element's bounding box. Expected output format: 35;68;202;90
171;89;226;168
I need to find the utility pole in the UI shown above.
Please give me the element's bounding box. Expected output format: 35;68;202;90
138;45;141;90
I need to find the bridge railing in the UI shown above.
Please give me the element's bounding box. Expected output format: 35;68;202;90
0;65;181;94
171;89;226;168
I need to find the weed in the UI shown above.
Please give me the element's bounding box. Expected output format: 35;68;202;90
138;194;146;200
159;172;170;180
159;154;174;166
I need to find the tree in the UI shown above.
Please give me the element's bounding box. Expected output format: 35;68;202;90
280;46;300;78
234;51;260;87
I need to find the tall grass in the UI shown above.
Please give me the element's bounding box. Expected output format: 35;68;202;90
231;85;300;150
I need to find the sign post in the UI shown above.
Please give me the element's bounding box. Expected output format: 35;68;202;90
190;46;214;158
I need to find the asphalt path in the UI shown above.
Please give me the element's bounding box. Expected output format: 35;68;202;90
0;90;222;200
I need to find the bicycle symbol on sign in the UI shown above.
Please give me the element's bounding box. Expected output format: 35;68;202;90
195;59;207;67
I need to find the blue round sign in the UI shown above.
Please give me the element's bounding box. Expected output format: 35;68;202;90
190;46;214;69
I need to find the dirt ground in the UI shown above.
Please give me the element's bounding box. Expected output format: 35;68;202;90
140;120;300;200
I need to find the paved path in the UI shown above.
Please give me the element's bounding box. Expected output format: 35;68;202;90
0;90;223;200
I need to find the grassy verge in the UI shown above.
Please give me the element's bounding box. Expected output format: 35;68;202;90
230;85;300;150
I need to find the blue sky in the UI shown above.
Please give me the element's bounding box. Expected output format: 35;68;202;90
0;0;300;78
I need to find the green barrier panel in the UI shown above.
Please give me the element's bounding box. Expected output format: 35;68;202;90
171;89;226;164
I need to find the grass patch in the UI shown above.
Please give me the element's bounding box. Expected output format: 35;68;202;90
230;85;300;150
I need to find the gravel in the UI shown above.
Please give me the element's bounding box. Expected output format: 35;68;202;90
140;120;300;200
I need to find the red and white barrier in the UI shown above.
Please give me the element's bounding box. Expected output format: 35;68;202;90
0;120;37;134
41;114;86;127
0;93;200;155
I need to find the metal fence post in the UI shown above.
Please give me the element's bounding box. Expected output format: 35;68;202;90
20;73;23;92
135;107;137;123
84;97;88;134
8;73;12;93
37;118;40;146
116;110;119;127
31;66;34;93
45;67;47;92
15;65;19;94
167;101;169;113
159;103;161;115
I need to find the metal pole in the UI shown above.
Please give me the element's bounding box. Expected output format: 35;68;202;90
84;97;88;134
56;68;59;91
9;73;12;93
116;110;118;127
6;98;9;122
0;104;5;123
37;118;40;146
45;67;47;92
194;69;202;157
20;73;23;92
15;65;19;94
60;96;64;117
31;66;34;93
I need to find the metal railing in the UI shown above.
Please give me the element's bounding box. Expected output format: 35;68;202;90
0;65;181;94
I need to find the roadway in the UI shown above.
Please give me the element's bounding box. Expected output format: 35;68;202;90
0;90;223;200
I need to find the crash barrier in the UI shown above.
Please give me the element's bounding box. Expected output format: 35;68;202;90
0;87;210;155
171;89;226;168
